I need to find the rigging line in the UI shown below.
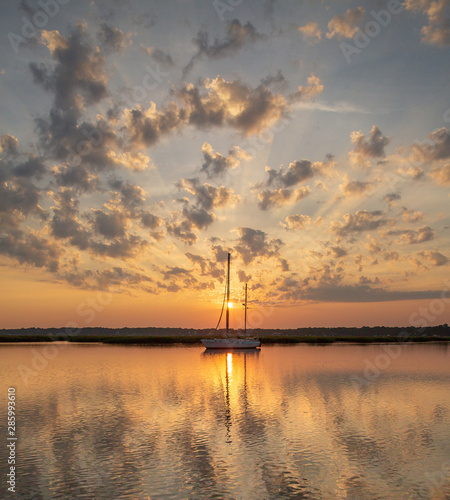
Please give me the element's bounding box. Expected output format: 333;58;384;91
214;278;228;331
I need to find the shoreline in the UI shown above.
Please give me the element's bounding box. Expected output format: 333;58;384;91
1;338;449;346
0;325;448;345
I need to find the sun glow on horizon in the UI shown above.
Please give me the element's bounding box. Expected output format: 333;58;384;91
228;302;233;308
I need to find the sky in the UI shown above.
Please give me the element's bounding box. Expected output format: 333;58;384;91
0;0;449;329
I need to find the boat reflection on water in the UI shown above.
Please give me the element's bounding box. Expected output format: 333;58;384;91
202;350;260;443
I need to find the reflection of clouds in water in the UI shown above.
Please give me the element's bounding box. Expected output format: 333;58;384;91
168;424;231;498
0;344;448;498
9;373;161;498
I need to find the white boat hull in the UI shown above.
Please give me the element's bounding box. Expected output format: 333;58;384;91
201;338;261;349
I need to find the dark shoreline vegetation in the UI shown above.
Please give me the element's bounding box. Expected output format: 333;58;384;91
0;325;449;345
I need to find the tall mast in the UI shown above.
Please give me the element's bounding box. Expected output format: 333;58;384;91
226;252;230;336
244;283;248;335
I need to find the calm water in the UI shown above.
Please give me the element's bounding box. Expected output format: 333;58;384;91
0;343;449;499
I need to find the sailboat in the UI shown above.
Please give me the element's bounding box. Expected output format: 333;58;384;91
201;253;261;349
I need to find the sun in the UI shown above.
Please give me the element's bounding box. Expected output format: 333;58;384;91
228;302;233;308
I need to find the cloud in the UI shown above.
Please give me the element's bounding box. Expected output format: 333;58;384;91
179;76;288;136
275;262;449;302
366;237;381;254
200;142;249;178
430;162;450;184
0;135;19;156
0;231;62;272
140;45;174;66
279;258;290;272
88;234;147;259
185;252;207;274
288;74;324;103
383;250;400;262
162;266;192;280
64;266;153;291
258;186;310;210
107;151;153;171
417;250;448;266
131;11;156;29
396;164;425;181
50;189;90;249
47;186;152;260
177;178;240;210
166;219;198;245
358;276;380;285
337;179;374;200
124;102;183;148
292;100;370;114
19;0;36;17
383;192;401;207
35;112;119;177
404;0;450;46
256;157;331;210
168;178;239;243
234;227;283;264
184;19;266;75
91;209;127;239
186;252;224;279
280;214;312;230
301;284;444;302
326;7;365;39
298;22;322;43
182;207;216;230
0;178;43;227
331;210;390;236
260;71;288;91
31;25;108;113
330;246;348;258
140;212;162;231
109;179;146;214
265;160;315;187
211;243;230;263
400;207;424;223
97;23;131;52
124;73;319;148
238;269;252;282
29;26;124;188
159;264;214;292
386;225;435;244
350;126;391;166
129;71;289;145
266;156;330;185
53;164;101;193
412;127;450;162
12;157;46;179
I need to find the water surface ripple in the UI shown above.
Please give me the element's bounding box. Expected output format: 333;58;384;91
0;343;449;499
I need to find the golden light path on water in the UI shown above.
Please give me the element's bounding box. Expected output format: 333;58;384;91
0;343;449;499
